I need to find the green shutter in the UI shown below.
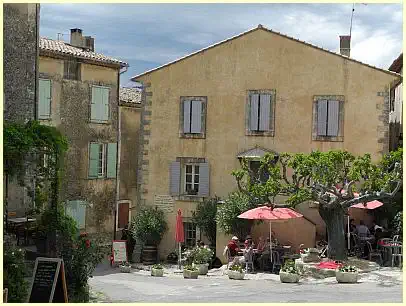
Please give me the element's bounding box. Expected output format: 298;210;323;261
106;142;117;178
66;200;86;229
38;79;51;119
102;87;109;121
88;143;99;178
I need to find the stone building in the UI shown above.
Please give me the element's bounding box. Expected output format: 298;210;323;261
38;28;128;238
131;25;400;260
3;3;40;220
117;87;142;231
388;53;403;151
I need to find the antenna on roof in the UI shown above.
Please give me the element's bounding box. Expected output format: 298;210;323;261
349;3;367;38
57;33;68;41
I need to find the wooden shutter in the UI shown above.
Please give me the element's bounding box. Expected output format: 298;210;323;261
91;86;102;121
169;161;181;196
106;143;117;178
88;143;99;178
259;93;271;131
327;100;339;136
38;79;51;119
250;94;259;131
183;100;191;133
66;200;86;229
118;202;130;229
101;87;109;121
198;162;209;197
317;100;328;136
190;100;202;133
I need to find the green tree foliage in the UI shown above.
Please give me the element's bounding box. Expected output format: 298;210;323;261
232;149;403;260
192;197;218;246
130;206;168;245
216;192;260;240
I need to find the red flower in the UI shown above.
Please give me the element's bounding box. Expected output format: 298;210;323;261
80;232;88;238
85;239;91;248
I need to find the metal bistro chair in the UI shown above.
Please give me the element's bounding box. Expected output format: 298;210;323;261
391;242;403;268
245;250;255;273
392;235;400;243
272;251;283;274
366;241;383;266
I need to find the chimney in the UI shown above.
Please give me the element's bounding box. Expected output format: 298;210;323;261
70;28;84;48
84;36;95;52
339;35;351;57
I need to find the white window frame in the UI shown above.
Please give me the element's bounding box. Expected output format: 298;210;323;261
98;143;106;178
184;164;200;195
183;221;197;247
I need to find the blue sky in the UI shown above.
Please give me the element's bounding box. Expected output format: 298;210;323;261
39;3;402;87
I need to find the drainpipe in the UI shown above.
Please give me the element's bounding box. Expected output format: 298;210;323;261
113;65;128;240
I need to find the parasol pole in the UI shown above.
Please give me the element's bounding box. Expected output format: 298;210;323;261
269;221;273;262
347;215;351;250
178;242;182;270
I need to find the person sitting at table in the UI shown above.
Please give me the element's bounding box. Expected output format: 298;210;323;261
355;220;371;238
256;236;265;252
227;236;240;257
370;220;384;235
349;219;356;233
245;235;254;247
238;240;254;266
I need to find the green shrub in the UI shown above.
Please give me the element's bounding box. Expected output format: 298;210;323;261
152;264;163;269
281;259;298;274
192;197;218;246
338;265;357;273
3;239;29;302
229;263;244;273
193;247;214;264
184;264;198;271
130;206;168;245
392;211;403;239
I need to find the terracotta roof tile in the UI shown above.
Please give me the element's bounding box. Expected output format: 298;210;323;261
40;37;128;67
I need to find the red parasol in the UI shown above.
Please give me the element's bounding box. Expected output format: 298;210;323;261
175;209;184;269
238;206;303;260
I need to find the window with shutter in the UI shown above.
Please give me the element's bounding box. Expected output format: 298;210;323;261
88;143;101;178
180;97;207;138
91;86;109;123
169;161;181;195
247;90;275;136
38;79;51;119
312;95;344;141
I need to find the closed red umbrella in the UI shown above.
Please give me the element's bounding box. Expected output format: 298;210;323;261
175;209;184;269
238;206;303;261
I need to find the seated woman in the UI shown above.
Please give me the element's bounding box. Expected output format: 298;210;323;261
238;240;254;265
256;237;265;252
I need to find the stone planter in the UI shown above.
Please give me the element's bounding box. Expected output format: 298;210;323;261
193;263;209;275
183;270;199;279
336;271;358;283
279;271;300;283
300;252;320;263
119;265;132;273
228;270;245;280
151;268;164;277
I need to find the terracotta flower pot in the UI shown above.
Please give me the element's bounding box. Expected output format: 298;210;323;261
228;270;245;280
183;270;199;279
192;263;209;275
279;271;300;283
151;268;164;277
336;271;358;283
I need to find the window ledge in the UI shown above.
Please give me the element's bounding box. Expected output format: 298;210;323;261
312;135;344;142
89;120;111;125
246;130;275;137
173;195;205;202
179;133;206;139
38;118;52;121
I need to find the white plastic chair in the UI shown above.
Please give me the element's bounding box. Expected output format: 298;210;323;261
393;235;400;243
244;249;254;273
391;242;402;268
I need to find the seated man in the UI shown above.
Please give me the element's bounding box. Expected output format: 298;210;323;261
227;236;240;257
355;220;371;239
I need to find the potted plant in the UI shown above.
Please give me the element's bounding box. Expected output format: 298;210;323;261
228;263;245;280
336;265;358;283
183;264;199;279
119;261;132;273
151;264;164;277
279;260;300;283
192;247;214;275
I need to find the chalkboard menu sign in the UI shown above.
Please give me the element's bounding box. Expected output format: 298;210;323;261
28;257;68;303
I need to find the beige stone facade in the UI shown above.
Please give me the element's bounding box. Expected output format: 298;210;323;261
133;26;399;260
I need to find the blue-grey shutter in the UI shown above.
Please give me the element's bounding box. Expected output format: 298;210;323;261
259;94;271;131
66;200;86;229
198;162;209;197
169;161;181;196
106;143;117;178
250;94;259;131
183;100;191;133
102;87;109;121
190;100;202;133
91;86;101;121
317;100;328;136
327;100;339;136
38;79;51;119
88;143;99;178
